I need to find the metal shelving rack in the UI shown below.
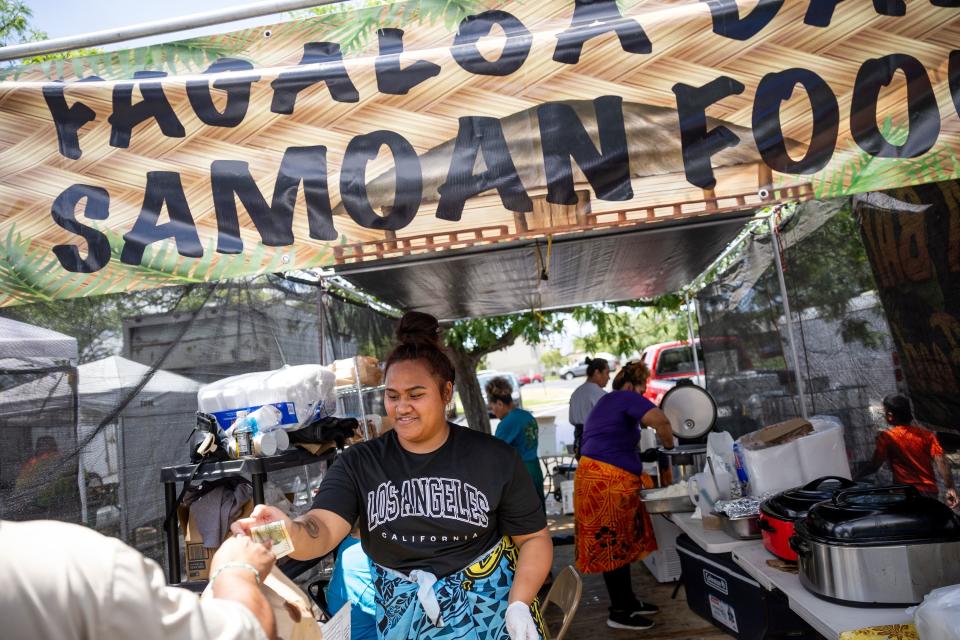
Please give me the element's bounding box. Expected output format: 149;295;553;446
160;447;334;586
334;356;385;441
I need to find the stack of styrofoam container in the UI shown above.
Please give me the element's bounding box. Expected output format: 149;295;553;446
739;417;852;495
798;416;852;481
198;364;337;431
642;516;683;582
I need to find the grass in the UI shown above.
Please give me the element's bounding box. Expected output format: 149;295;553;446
520;383;574;410
453;381;574;416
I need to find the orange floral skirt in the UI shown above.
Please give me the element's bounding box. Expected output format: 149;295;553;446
574;456;656;574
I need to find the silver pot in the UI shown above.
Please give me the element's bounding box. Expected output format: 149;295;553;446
791;527;960;606
658;444;707;482
718;513;761;540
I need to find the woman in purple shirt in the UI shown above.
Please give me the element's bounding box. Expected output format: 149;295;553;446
574;361;674;631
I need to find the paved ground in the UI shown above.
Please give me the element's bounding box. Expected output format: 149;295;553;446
524;381;732;638
543;514;731;640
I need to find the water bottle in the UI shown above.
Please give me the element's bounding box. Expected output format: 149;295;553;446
732;442;750;496
235;412;254;458
243;405;283;434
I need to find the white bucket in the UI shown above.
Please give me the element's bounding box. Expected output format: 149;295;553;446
536;418;560;457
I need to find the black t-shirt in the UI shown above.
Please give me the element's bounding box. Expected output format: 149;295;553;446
312;423;546;577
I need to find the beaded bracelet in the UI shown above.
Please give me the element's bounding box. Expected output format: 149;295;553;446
209;562;261;588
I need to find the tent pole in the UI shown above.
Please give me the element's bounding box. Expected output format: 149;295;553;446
0;0;348;61
72;368;88;525
685;297;701;385
317;284;327;365
768;214;809;419
117;417;129;542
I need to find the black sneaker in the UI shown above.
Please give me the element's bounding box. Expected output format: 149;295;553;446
629;600;660;615
607;609;655;630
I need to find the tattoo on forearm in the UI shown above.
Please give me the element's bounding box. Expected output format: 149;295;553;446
297;515;322;539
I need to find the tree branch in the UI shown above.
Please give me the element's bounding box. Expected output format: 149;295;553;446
469;325;521;359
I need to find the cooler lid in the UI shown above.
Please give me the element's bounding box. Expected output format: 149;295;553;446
802;485;960;545
660;380;716;440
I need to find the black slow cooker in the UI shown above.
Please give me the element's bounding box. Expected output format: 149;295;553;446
790;485;960;606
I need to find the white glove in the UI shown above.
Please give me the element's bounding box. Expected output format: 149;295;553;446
505;601;539;640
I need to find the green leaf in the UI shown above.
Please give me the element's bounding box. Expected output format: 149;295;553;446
0;226;85;303
163;45;179;74
70;56;85;79
117;50;133;79
190;46;207;71
87;54;102;77
190;240;217;280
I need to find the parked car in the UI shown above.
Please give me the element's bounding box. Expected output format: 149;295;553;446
558;362;588;380
559;353;621;380
447;370;524;424
638;338;757;436
518;373;544;385
476;370;523;407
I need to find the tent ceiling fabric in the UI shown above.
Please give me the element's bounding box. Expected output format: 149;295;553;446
336;212;754;320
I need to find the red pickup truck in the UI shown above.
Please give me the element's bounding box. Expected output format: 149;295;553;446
639;337;755;406
639;340;705;406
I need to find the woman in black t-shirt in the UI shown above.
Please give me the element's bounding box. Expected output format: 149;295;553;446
233;312;552;640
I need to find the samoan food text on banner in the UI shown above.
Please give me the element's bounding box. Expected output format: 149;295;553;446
0;0;958;306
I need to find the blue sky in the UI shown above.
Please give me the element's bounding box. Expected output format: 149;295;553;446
28;0;288;50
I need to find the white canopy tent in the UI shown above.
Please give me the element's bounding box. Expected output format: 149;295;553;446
0;316;78;370
0;354;200;537
0;317;79;522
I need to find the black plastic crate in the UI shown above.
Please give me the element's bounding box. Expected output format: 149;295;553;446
676;534;819;639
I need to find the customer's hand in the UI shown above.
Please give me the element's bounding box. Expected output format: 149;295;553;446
212;534;276;579
505;601;539;640
231;504;291;537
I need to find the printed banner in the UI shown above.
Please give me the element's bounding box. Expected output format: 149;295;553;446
856;180;960;430
1;0;959;306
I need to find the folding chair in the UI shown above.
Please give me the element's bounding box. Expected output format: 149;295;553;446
540;566;582;640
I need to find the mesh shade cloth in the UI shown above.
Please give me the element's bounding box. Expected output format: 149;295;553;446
696;198;901;471
0;277;394;572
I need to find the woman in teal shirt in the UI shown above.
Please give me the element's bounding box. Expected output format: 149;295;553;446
486;376;544;505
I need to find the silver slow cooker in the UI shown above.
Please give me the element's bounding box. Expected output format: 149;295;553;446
790;485;960;606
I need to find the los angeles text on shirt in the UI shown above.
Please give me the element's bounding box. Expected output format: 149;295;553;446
367;477;490;531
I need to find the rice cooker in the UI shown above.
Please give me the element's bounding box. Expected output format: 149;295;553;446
658;380;717;481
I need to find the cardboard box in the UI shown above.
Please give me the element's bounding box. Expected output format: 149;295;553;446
177;499;254;581
178;506;213;581
329;355;382;387
739;418;813;450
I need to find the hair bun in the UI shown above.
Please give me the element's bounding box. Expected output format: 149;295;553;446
396;311;442;349
584;357;592;365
